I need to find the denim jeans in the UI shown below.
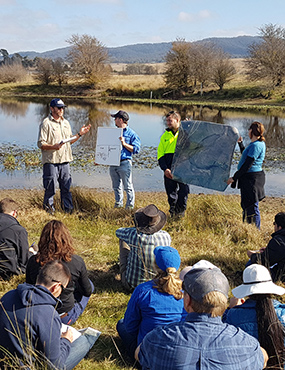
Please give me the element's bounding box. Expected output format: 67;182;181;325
109;160;134;208
61;280;94;326
242;202;261;229
43;162;73;212
64;330;101;370
116;319;137;359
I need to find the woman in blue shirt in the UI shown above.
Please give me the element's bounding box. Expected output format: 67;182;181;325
116;246;186;359
223;264;285;369
227;121;266;229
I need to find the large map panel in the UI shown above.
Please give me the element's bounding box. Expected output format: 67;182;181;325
172;120;239;191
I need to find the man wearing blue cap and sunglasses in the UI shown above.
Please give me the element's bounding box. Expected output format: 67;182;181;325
38;98;91;214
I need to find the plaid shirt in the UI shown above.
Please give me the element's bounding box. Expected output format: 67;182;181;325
139;313;264;370
116;227;171;288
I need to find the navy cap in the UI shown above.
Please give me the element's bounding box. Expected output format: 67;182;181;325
50;98;67;108
154;246;181;271
111;110;129;122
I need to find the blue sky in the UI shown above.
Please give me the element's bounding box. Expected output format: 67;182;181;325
1;0;285;54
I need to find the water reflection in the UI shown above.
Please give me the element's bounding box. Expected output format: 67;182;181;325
0;99;30;117
0;98;285;195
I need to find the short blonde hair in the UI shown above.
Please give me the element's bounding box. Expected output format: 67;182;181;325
189;291;228;317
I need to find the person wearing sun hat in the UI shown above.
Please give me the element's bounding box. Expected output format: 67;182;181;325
117;245;186;359
223;264;285;369
116;204;171;290
136;260;268;370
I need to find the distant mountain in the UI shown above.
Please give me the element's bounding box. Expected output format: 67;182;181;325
198;36;262;58
16;36;262;64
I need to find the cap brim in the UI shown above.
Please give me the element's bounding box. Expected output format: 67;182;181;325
232;281;285;298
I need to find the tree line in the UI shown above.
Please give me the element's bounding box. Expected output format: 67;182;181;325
1;24;285;93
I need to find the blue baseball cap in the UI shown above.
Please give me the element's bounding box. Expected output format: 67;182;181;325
154;246;181;271
50;98;67;108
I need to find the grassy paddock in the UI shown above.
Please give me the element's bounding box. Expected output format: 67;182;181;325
0;188;284;369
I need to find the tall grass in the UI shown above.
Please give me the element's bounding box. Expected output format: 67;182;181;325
0;188;284;369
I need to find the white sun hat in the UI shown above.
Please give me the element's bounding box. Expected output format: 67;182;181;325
179;260;220;281
232;264;285;298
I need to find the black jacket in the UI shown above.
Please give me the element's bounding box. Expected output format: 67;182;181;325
251;228;285;282
26;254;93;314
0;213;30;279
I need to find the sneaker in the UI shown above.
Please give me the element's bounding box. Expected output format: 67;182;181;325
125;206;134;210
78;327;101;338
43;204;55;215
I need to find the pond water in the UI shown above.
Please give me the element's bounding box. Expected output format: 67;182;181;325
0;98;285;197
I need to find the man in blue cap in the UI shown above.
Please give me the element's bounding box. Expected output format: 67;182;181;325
38;98;91;214
110;110;140;209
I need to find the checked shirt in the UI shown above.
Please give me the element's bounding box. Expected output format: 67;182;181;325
116;227;171;288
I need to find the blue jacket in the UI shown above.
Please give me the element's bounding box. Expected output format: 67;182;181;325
121;126;141;161
124;280;187;345
223;299;285;340
0;283;71;369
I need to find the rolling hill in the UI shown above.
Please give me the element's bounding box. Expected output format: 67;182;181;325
15;35;261;64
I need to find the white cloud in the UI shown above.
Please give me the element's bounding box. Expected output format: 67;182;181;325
178;9;212;22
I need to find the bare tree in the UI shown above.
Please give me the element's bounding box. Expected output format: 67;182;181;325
67;34;110;87
52;58;68;86
246;24;285;87
0;64;28;83
35;58;53;85
212;51;236;90
189;43;218;95
164;38;192;94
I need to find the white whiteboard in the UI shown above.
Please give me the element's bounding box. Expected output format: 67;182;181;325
95;127;122;166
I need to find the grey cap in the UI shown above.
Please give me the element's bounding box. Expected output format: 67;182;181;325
183;267;229;302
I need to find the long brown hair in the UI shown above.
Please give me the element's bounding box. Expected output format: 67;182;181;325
153;267;183;300
36;220;74;265
252;294;285;369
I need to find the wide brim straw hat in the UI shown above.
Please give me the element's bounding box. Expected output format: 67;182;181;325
232;264;285;298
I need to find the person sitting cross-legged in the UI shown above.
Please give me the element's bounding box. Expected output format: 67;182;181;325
247;212;285;282
0;260;100;370
116;204;171;291
117;246;186;359
26;220;93;325
223;264;285;370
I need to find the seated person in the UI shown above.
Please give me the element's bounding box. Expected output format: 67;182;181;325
26;220;93;325
0;260;100;370
0;198;34;279
247;212;285;281
136;260;268;370
223;264;285;369
117;246;186;359
116;204;171;290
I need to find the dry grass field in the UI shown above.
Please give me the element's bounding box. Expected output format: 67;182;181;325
0;188;284;369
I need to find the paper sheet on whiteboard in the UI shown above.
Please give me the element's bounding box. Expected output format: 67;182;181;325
95;127;122;166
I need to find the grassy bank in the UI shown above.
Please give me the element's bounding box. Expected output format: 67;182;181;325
0;188;284;369
1;60;285;108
